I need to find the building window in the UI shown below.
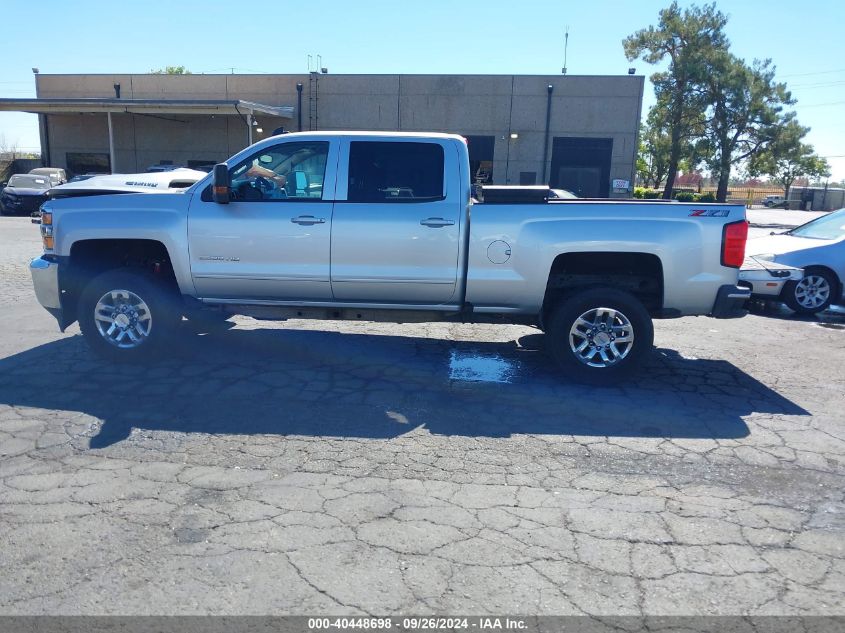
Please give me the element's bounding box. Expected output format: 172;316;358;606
348;141;444;202
464;135;494;184
66;152;110;176
519;171;537;186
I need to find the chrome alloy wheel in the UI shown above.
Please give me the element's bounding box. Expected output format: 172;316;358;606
568;307;635;368
794;275;831;310
93;289;153;349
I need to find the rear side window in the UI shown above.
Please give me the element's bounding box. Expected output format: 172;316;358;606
348;141;444;202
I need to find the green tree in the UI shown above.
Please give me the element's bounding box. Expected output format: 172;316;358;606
151;66;191;75
624;2;728;199
749;120;830;201
701;55;795;202
637;107;673;188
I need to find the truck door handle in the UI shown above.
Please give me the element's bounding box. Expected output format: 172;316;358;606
420;217;455;227
291;215;325;225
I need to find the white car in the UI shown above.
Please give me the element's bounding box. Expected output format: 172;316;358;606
762;194;784;207
29;167;67;186
746;208;845;314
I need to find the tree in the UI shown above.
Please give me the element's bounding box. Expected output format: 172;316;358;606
151;66;191;75
637;105;674;188
624;2;728;199
0;133;19;160
700;55;795;202
749;120;830;200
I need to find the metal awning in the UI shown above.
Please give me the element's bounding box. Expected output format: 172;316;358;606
0;98;295;174
0;98;294;118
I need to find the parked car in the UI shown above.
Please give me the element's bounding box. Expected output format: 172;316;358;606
746;208;845;314
549;188;578;199
0;174;52;216
29;167;67;186
27;169;208;224
762;194;784;207
30;131;751;383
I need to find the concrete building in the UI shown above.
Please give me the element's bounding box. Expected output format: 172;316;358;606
0;72;644;198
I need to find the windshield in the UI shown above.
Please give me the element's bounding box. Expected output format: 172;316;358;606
8;175;50;189
788;208;845;240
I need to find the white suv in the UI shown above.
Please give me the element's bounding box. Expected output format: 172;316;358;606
762;194;784;207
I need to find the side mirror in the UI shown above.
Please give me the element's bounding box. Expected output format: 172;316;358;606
212;163;230;204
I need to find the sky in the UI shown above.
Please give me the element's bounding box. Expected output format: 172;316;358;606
1;0;843;179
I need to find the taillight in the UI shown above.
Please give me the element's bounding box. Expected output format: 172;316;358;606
721;220;748;268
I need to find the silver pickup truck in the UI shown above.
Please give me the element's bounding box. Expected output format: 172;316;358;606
30;132;750;382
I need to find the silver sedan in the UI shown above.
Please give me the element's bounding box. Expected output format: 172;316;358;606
746;208;845;314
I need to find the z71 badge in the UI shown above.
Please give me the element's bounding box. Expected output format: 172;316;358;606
689;209;730;217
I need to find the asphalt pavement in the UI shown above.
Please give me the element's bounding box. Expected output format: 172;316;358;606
0;216;843;616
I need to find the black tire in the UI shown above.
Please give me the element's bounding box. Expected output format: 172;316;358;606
545;287;654;385
783;267;838;315
78;269;180;362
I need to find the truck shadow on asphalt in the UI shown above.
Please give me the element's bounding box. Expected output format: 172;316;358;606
0;325;809;449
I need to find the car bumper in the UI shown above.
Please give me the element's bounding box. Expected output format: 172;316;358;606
738;257;803;297
30;255;67;328
711;284;752;318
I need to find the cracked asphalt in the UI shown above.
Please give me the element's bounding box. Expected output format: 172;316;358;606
0;216;843;615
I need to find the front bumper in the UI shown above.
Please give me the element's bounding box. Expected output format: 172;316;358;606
711;284;752;319
739;257;804;299
30;256;66;328
738;257;803;297
2;194;46;215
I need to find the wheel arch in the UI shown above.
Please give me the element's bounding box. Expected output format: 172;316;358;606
63;238;183;326
541;251;664;326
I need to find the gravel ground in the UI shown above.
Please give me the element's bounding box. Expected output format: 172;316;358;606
0;216;843;615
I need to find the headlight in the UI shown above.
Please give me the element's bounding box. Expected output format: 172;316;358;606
752;253;777;262
40;210;54;250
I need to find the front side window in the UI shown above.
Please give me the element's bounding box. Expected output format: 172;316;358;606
348;141;444;202
230;141;328;201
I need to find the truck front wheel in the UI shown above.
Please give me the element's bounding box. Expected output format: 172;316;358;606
78;270;180;362
545;287;654;384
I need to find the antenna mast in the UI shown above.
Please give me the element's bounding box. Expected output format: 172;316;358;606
561;27;569;75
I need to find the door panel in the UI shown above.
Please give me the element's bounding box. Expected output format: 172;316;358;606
330;139;462;304
188;198;334;299
187;139;337;300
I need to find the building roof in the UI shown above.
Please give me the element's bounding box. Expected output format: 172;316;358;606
0;98;293;118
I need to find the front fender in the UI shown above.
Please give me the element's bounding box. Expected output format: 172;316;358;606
51;193;196;296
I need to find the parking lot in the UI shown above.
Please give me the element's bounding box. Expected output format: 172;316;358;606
0;215;843;615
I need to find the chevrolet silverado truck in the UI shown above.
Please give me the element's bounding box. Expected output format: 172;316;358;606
30;132;750;382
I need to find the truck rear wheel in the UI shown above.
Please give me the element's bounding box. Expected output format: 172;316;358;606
545;287;654;384
78;270;180;362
